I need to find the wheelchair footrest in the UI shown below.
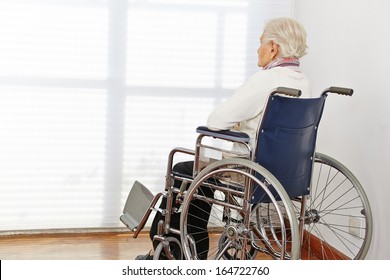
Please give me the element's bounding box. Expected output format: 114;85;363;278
120;181;154;231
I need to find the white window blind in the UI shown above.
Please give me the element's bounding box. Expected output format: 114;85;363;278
0;0;293;231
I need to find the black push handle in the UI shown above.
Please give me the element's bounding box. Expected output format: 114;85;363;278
272;87;302;97
325;86;354;96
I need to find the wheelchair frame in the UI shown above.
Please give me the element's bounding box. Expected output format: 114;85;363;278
121;87;373;260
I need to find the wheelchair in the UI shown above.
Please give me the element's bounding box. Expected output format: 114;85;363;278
120;87;373;260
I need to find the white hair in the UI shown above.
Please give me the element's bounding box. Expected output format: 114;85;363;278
262;17;308;58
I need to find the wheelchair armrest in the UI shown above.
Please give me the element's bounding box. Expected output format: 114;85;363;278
196;126;250;143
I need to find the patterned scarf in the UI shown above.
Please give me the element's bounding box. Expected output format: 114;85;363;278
263;57;301;71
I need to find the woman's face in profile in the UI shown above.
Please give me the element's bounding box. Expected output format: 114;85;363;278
257;33;277;68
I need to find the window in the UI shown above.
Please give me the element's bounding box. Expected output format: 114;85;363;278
0;0;293;231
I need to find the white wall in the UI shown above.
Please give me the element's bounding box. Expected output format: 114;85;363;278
294;0;390;259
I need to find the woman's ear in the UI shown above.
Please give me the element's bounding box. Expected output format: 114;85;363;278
270;41;279;59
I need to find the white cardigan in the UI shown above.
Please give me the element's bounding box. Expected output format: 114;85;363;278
207;66;311;152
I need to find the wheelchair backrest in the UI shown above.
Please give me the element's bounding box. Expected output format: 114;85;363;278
252;93;327;202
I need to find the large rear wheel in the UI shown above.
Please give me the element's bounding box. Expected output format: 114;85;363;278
180;158;300;260
296;153;372;259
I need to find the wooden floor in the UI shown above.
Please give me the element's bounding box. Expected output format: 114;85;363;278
0;231;317;260
0;231;152;260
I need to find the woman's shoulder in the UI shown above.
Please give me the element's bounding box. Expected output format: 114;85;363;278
248;67;304;80
245;69;273;85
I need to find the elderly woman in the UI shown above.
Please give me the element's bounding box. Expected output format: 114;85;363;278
137;17;310;260
208;17;310;150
